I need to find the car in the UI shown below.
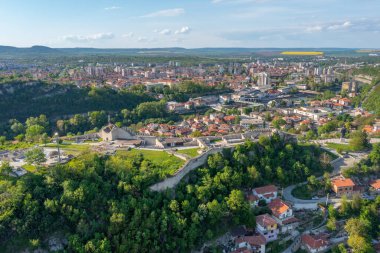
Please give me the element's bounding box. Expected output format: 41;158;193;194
312;196;319;200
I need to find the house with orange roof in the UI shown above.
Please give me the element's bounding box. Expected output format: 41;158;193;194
370;179;380;193
301;233;329;253
268;198;299;233
331;177;355;197
255;214;279;242
252;185;278;206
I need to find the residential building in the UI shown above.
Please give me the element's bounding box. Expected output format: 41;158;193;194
252;185;278;205
301;233;329;253
255;214;279;242
331;178;356;197
268;198;299;233
234;235;266;253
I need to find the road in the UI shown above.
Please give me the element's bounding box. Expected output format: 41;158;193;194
282;149;366;210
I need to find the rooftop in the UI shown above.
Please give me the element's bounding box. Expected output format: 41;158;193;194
253;185;277;195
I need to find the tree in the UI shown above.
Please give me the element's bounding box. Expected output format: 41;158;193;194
344;218;370;237
40;133;49;146
349;131;370;151
0;136;6;145
0;161;12;175
25;147;46;165
369;143;380;166
25;125;45;142
326;217;337;231
347;234;374;253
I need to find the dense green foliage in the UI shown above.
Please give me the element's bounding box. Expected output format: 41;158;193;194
0;134;329;252
149;81;231;102
0;81;153;123
363;84;380;115
328;195;380;253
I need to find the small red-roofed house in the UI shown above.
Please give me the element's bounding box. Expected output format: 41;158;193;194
235;235;266;253
370;179;380;193
252;185;278;206
301;233;329;253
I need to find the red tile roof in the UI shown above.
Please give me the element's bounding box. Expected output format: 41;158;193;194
370;179;380;190
282;217;299;225
253;185;277;195
332;178;355;188
256;214;277;227
268;198;290;217
235;235;266;246
301;234;329;249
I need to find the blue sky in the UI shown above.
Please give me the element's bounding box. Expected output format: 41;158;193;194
0;0;379;48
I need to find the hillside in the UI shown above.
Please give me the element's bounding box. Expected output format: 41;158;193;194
0;82;153;123
363;83;380;115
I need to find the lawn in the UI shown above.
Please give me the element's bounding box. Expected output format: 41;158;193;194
326;143;355;153
44;143;90;155
176;148;200;158
291;184;313;200
117;149;184;175
0;141;34;151
22;164;37;173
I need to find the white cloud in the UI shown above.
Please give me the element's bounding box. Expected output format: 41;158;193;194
155;29;172;35
306;25;323;33
105;6;121;11
327;21;351;30
175;26;191;34
62;33;115;43
122;32;134;38
141;8;185;18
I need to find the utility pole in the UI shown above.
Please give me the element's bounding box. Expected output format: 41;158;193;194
55;132;61;164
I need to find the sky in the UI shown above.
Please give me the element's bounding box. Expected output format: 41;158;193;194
0;0;379;48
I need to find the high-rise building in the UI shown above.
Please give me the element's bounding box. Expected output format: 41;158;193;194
257;72;270;86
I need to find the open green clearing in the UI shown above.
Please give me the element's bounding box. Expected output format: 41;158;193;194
326;143;355;152
176;148;200;158
44;143;90;155
117;149;184;175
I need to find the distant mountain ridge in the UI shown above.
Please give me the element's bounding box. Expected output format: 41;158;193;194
0;45;375;57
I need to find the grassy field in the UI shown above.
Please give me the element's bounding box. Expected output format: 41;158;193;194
0;141;34;151
176;148;200;158
281;51;324;56
117;149;184;175
44;143;90;155
326;143;355;152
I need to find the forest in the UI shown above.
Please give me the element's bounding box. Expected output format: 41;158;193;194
0;134;331;252
0;81;153;123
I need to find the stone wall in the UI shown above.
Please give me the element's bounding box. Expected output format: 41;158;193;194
149;147;225;191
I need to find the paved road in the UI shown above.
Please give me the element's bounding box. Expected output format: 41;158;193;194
283;150;366;210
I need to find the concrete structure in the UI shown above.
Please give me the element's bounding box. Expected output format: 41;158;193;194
99;124;135;141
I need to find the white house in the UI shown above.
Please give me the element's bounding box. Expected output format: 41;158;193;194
252;185;278;205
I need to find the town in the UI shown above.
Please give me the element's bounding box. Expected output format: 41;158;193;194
1;49;380;253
